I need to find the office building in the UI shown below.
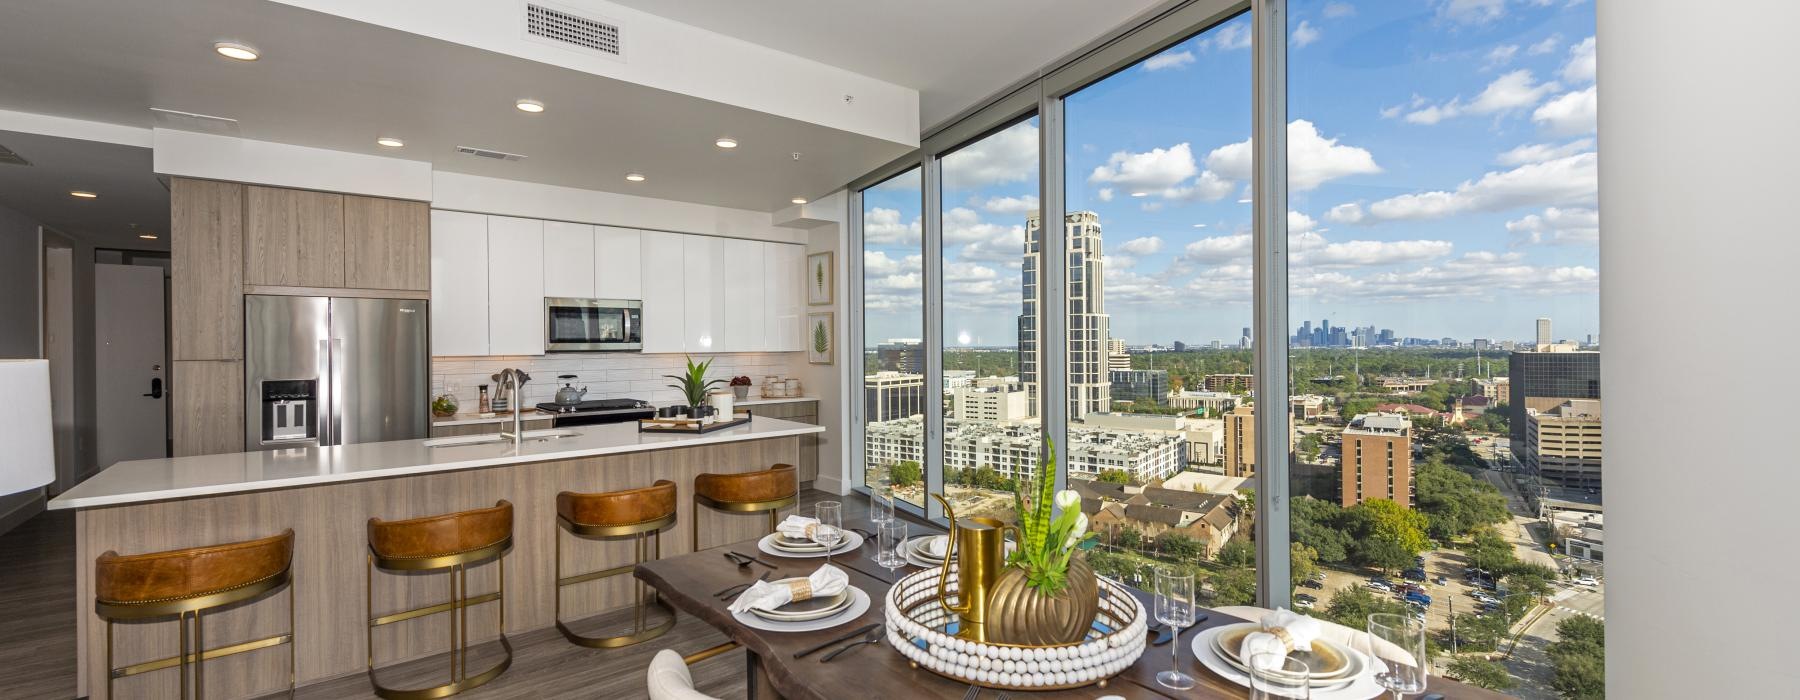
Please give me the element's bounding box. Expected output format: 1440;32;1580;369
1222;404;1255;478
864;371;925;423
1526;399;1604;491
1509;349;1602;449
1084;413;1224;466
876;339;923;373
1203;373;1254;392
1341;412;1414;508
1167;390;1237;416
1107;337;1131;372
1109;369;1168;406
1021;211;1110;421
1473;376;1510;401
1536;317;1553;347
952;383;1032;423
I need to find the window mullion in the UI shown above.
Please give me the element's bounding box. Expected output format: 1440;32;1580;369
1252;0;1291;609
922;154;946;521
1040;85;1070;494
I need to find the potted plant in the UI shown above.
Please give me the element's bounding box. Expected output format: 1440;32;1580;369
664;355;724;416
431;393;459;418
730;375;752;400
985;439;1101;645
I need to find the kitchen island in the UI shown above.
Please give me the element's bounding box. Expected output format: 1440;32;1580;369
49;416;823;698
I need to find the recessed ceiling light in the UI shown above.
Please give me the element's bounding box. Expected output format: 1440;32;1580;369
214;42;259;61
69;190;97;199
715;138;738;149
376;137;405;148
791;198;807;205
515;99;545;113
625;173;646;182
139;233;158;240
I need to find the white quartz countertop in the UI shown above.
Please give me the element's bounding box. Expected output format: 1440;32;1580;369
48;416;824;510
431;396;819;426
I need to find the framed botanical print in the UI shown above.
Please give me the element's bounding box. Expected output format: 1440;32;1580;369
807;251;834;306
806;312;834;364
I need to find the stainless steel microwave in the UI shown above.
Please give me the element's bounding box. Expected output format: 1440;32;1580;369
544;298;642;352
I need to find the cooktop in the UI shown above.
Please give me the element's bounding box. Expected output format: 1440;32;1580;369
535;398;651;414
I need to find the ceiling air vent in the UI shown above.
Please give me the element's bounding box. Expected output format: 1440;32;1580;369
455;146;528;162
524;2;623;59
0;143;30;167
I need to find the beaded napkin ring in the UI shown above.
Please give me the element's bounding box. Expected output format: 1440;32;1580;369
787;579;814;601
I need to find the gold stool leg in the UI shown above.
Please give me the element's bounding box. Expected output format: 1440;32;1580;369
288;581;297;698
179;611;190;700
195;608;205;700
105;620;113;700
691;496;702;552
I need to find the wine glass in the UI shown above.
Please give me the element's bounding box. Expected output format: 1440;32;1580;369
878;520;907;571
1361;613;1428;699
813;501;843;566
1153;567;1197;690
1248;652;1311;699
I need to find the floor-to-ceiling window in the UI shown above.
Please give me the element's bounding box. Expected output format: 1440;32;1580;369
1060;12;1258;596
862;167;926;508
938;118;1042;522
1285;2;1600;695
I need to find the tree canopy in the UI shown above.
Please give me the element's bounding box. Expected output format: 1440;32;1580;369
888;460;922;488
1345;499;1432;571
1549;616;1606;699
1413;459;1510;540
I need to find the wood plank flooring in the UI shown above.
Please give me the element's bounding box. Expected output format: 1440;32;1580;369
0;490;867;699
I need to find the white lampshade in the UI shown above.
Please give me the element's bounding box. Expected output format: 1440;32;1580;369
0;360;54;495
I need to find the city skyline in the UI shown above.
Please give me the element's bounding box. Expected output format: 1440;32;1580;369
864;1;1599;347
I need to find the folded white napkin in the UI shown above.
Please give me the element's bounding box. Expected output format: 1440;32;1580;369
728;564;851;614
776;515;820;540
1242;608;1325;670
921;535;948;558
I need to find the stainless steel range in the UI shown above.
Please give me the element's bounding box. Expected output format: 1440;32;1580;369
533;398;655;427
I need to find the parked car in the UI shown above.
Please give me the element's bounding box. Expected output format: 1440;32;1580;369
1575;576;1599;587
1300;578;1324;589
1311;572;1327;582
1295;598;1315;609
1404;591;1433;605
1434;575;1449;586
1367;581;1393;593
1403;568;1427;581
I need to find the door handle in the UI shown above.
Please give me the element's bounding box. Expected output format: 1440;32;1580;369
143;377;163;399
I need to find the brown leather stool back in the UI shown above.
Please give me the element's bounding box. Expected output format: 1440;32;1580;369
97;529;294;612
554;481;679;648
694;464;796;506
558;480;677;534
368;500;512;569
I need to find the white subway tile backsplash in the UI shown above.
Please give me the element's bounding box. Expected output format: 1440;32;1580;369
431;352;805;409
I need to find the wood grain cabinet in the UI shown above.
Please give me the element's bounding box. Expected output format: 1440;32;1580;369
244;186;345;287
343;195;430;291
171;360;244;456
171;178;245;362
751;400;820;484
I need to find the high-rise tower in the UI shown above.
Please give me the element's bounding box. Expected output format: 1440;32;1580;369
1021;211;1110;420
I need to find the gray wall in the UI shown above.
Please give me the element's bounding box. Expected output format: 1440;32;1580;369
0;203;43;528
1600;2;1800;696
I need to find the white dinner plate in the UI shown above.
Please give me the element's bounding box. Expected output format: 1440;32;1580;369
733;587;871;633
757;531;863;559
1190;625;1386;700
747;584;854;622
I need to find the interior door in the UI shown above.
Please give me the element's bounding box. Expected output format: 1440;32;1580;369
94;263;167;468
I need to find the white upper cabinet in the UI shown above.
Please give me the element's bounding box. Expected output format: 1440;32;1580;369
639;231;686;354
765;243;806;352
541;221;595;298
486;216;545;356
719;238;766;352
681;235;720;353
429;210;489;356
593;226;642;300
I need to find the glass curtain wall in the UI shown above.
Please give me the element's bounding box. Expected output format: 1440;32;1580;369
1061;13;1257;597
938;118;1043;523
1285;1;1600;694
862;167;926;508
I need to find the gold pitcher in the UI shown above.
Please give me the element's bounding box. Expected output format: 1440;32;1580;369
930;493;1015;642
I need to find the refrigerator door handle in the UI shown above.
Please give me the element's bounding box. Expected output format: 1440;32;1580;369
329;337;346;446
316;338;333;447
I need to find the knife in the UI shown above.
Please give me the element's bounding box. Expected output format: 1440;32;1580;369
820;627;884;662
792;622;881;659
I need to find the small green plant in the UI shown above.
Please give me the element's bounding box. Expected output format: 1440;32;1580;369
1007;438;1096;595
812;319;830;354
663;355;724;406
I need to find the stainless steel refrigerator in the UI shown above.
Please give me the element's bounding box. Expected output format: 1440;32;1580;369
244;295;429;451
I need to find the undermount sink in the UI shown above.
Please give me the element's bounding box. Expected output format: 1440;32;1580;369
423;429;582;448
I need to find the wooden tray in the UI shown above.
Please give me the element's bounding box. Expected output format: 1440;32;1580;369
638;411;752;434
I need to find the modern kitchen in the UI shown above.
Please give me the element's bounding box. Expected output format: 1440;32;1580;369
0;1;1786;699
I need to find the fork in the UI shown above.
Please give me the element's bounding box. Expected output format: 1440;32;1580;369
962;684;979;700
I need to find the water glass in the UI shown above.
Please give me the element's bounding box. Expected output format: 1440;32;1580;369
871;488;896;525
1153;567;1197;691
813;501;843;565
1361;613;1428;699
877;520;907;571
1248;652;1312;699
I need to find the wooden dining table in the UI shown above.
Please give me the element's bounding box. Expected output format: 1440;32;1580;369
635;515;1508;699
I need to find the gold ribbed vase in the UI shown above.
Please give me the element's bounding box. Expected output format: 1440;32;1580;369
984;554;1100;646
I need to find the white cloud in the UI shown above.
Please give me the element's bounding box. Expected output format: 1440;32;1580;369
1295;239;1455;268
1292;21;1321;48
1496;138;1594;166
1562;36;1596;83
1436;0;1506;25
942;207;1021;246
1406;70;1561;124
1183;235;1253;264
864;207;920;245
1505;206;1599;245
1485;44;1519;67
941;121;1038;191
1527;34;1562;55
1359;152;1597;222
1326;202;1366;224
1143;50;1195;71
1207;120;1381;191
1161;170;1236;202
1293;253;1597;303
980;194;1039;215
1207;22;1253;51
1532;86;1597;136
1097;188;1115;202
1289;211;1319;234
1089;143;1197;191
1116;236;1165;256
1323;2;1357;19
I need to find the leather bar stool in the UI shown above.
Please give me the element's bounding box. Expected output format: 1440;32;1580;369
691;463;797;551
94;529;296;700
365;500;513;700
554;480;678;648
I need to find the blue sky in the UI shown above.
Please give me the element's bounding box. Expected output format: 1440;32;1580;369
865;0;1598;349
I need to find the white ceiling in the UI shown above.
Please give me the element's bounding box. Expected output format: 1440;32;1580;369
606;0;1169;129
0;131;169;251
0;0;915;213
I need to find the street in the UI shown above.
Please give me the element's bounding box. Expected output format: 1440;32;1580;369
1506;581;1605;698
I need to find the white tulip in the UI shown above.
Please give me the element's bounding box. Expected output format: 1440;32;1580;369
1054;489;1081;510
1064;512;1089;549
